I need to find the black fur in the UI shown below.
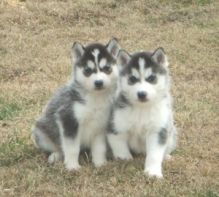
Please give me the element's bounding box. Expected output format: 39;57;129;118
58;105;79;138
158;128;167;145
76;43;116;68
107;107;115;133
121;52;166;76
34;84;84;146
114;92;131;109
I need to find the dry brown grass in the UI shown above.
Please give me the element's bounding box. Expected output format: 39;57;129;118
0;0;219;196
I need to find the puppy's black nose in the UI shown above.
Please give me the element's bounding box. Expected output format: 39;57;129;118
95;80;103;89
137;91;147;101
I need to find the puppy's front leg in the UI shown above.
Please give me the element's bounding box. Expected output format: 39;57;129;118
144;128;168;178
107;133;133;160
56;110;81;171
62;135;81;171
91;133;106;167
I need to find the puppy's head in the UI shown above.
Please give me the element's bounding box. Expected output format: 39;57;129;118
117;48;169;105
71;38;120;92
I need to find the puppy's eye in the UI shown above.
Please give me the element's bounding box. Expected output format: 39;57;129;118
129;76;138;84
102;66;112;74
84;67;92;77
146;75;157;83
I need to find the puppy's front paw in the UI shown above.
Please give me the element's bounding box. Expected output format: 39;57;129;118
115;152;133;160
65;162;81;171
93;158;107;167
144;168;163;179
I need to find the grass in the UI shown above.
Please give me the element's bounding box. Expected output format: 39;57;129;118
0;97;22;120
0;0;219;196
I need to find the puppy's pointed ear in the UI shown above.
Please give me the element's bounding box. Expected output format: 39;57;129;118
117;49;131;70
151;47;168;67
106;38;121;58
71;42;85;64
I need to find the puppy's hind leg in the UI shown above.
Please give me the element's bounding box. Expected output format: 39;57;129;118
32;127;62;164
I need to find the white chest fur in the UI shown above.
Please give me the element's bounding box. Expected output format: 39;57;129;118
74;93;111;147
113;98;170;153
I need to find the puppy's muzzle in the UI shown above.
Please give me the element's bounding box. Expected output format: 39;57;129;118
137;91;148;102
94;80;104;90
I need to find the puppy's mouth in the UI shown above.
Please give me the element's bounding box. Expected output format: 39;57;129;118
95;86;105;90
138;98;148;102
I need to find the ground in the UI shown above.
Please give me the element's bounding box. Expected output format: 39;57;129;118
0;0;219;196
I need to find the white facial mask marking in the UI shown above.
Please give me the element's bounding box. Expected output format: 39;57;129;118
145;68;153;79
92;48;100;65
87;60;95;70
139;58;145;81
99;58;107;69
131;69;140;79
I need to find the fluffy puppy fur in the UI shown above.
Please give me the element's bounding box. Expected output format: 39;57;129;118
107;48;177;178
32;38;120;170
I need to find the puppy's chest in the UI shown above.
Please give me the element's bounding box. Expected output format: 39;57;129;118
117;108;150;135
74;96;110;129
114;104;166;135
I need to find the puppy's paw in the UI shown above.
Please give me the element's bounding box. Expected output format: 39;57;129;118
92;157;107;167
65;162;81;171
93;158;107;167
144;168;163;179
115;153;133;160
48;152;61;164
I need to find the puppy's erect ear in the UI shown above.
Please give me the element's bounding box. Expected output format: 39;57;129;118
117;49;131;70
71;42;85;64
151;47;168;67
106;38;121;58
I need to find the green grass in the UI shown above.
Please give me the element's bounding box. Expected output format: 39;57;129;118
197;0;213;5
198;190;219;197
0;135;38;167
0;97;22;120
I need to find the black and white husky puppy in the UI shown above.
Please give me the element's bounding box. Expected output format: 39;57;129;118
32;38;120;170
107;48;177;178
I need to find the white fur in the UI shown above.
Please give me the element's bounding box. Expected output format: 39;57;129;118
75;66;117;92
109;97;172;178
108;54;176;178
144;68;152;79
92;49;100;66
61;50;118;169
131;68;140;79
108;133;133;160
33;39;121;170
56;118;81;170
99;58;107;69
120;74;167;104
91;134;107;166
48;152;62;164
139;58;145;80
73;92;111;167
32;128;58;153
87;60;95;70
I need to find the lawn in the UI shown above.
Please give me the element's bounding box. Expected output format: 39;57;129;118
0;0;218;196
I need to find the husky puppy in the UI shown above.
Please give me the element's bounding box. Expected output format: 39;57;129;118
107;48;177;178
32;38;120;170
